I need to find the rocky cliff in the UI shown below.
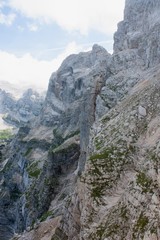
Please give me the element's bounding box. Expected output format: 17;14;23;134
0;44;111;240
0;0;160;239
79;0;160;239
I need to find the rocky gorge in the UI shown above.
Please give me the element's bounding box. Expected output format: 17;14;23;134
0;0;160;239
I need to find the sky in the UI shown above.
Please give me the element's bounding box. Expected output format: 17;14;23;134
0;0;125;92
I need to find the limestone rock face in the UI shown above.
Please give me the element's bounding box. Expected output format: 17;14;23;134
0;45;111;240
80;67;160;239
78;0;160;239
114;0;160;67
41;44;111;129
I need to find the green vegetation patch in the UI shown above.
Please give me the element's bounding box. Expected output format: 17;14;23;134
136;172;153;193
52;128;80;151
64;130;80;140
40;210;53;222
91;185;105;199
150;226;157;234
90;145;129;161
29;168;41;178
0;129;13;140
95;137;104;150
120;206;129;220
133;212;149;238
53;142;78;154
24;147;32;156
104;224;121;238
27;161;41;178
101;115;111;124
88;144;134;201
95;225;106;239
88;204;130;240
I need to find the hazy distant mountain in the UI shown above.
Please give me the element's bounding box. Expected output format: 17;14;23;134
0;87;45;129
0;80;46;99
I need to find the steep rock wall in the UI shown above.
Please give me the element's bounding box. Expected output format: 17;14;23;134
79;0;160;239
0;45;111;240
114;0;160;67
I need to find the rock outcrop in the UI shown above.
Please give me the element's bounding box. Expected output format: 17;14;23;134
114;0;160;67
0;0;160;240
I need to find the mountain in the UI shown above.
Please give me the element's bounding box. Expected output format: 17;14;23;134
0;88;44;128
0;0;160;239
0;80;26;99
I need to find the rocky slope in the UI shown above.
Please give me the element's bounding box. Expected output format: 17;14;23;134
79;0;160;239
0;0;160;239
80;67;160;240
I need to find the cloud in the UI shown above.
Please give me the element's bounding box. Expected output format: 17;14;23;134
0;0;16;26
27;23;39;32
0;42;88;91
8;0;125;35
0;11;16;25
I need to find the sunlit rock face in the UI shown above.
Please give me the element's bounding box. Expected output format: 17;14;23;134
40;44;111;128
114;0;160;67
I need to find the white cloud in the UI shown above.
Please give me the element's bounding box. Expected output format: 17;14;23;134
0;0;16;26
0;42;87;91
27;23;38;31
0;11;16;25
8;0;125;35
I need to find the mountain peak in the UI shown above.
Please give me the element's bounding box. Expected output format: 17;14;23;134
92;44;107;53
